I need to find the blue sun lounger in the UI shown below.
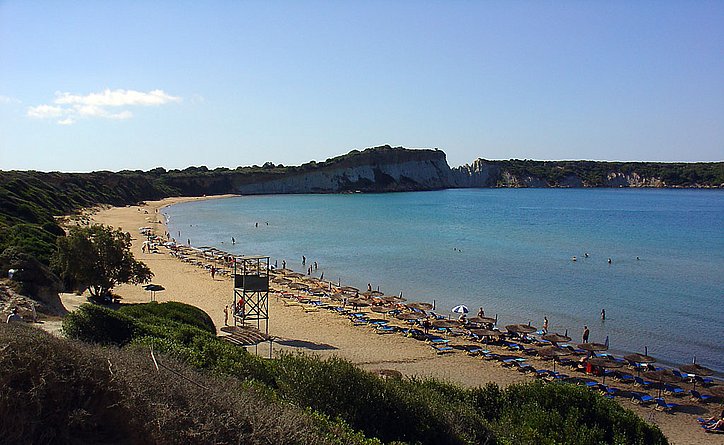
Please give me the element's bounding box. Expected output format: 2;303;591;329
631;392;654;405
654;398;679;412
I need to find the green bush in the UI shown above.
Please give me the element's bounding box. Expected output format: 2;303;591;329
62;303;136;346
118;301;215;334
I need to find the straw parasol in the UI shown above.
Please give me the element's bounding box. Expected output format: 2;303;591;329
542;332;572;343
578;342;608;352
143;284;165;301
381;295;406;304
371;306;396;314
469;328;501;338
468;316;497;325
506;324;536;334
680;362;714;390
624;353;657;364
643;369;681;397
347;298;370;307
432;319;460;329
339;286;359;293
538;346;572;372
288;282;309;290
587;357;623;384
407;302;434;311
396;312;425;321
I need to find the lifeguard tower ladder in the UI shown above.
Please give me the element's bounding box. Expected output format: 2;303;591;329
233;255;269;334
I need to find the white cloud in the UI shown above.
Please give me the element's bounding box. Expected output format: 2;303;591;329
27;104;66;118
55;88;181;107
26;88;181;125
0;95;21;104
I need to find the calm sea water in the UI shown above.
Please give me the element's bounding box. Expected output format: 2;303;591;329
165;189;724;374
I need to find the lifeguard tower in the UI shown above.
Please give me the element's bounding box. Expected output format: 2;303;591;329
232;255;270;335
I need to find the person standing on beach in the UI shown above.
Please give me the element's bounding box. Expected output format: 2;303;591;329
302;256;306;265
282;260;286;269
210;266;216;280
582;325;590;343
477;307;485;318
224;305;229;326
543;316;549;333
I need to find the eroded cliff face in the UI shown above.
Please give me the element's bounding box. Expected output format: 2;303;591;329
233;147;452;194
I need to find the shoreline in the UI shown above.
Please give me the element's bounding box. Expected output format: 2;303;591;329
88;195;721;445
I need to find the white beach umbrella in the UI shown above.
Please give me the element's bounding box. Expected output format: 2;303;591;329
451;304;469;314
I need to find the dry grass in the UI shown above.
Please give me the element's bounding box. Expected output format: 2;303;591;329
0;323;348;445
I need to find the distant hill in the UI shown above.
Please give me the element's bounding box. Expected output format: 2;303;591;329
1;145;721;266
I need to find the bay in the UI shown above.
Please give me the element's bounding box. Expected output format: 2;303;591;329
164;188;724;374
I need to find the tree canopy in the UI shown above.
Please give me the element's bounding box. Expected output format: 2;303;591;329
52;224;152;300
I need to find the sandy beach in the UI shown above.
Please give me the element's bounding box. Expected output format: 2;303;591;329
79;196;720;445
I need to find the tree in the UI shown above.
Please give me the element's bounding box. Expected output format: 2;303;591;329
53;224;153;301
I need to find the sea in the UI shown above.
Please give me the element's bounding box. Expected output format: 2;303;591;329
163;188;724;375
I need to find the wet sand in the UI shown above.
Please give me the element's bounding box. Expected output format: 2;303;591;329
87;196;720;445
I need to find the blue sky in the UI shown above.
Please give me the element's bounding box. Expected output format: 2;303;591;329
1;1;722;172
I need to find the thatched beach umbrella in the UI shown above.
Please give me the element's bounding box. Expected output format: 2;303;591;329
396;312;425;321
643;369;681;397
143;284;165;301
382;295;406;304
432;319;459;329
468;316;497;325
339;286;359;293
587;357;623;384
624;353;657;364
347;298;370;308
578;342;608;352
371;306;396;314
538;346;572;372
680;362;714;391
407;302;433;311
542;333;572;343
288;282;309;290
506;324;536;334
469;328;501;338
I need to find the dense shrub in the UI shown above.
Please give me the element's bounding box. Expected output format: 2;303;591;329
62;303;136;346
119;301;215;334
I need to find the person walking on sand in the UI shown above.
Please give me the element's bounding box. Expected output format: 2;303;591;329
582;325;590;343
224;305;229;326
210;266;216;280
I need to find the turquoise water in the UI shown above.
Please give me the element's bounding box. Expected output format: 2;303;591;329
165;189;724;374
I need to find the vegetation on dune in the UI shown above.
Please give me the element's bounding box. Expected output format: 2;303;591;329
0;322;372;445
57;301;668;445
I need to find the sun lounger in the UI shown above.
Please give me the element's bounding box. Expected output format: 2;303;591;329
375;325;396;334
663;384;685;396
695;375;715;387
426;335;449;344
631;392;654;405
654;398;679;413
431;344;454;354
690;390;713;403
597;384;620;399
616;372;635;384
634;376;654;389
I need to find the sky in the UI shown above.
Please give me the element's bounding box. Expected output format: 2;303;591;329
1;1;723;172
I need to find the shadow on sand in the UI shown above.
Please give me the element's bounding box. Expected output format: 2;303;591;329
275;339;338;351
